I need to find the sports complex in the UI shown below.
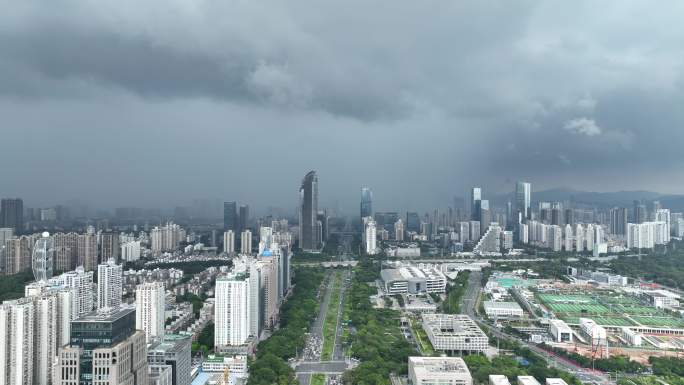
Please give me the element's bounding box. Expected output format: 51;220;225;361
536;292;684;329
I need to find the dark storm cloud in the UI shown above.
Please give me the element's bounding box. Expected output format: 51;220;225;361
1;0;684;211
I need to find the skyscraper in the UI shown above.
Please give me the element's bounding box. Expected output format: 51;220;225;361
610;207;627;235
299;171;320;251
223;230;235;254
50;266;94;317
100;231;120;263
53;232;79;273
215;273;251;347
633;200;647;224
78;229;98;272
32;232;53;282
394;219;405;241
136;282;165;343
406;212;420;233
241;230;252;254
223;201;238;231
515;182;531;222
365;219;378;255
54;306;148;385
470;188;482;221
97;259;122;311
147;334;192;385
0;299;34;385
479;200;491;235
360;187;373;220
239;204;250;232
0;198;23;233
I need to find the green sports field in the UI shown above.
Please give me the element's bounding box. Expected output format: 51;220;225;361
536;292;684;328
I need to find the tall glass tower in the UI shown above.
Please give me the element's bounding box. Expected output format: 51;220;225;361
32;232;54;282
360;187;373;219
299;171;320;251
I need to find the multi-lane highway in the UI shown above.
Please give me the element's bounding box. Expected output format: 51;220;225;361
295;269;352;384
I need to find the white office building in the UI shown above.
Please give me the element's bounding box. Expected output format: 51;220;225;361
136;282;166;343
97;259;123;311
408;356;472;385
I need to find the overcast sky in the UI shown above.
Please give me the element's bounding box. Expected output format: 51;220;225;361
2;0;684;213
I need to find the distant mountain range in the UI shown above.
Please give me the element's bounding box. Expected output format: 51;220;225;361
492;187;684;211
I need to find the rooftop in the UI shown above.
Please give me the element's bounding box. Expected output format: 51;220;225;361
74;305;135;323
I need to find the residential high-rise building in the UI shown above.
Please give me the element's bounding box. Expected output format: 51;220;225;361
4;235;31;275
54;232;79;272
0;198;23;233
223;202;238;231
215;273;251;347
121;240;142;261
27;286;75;385
147;334;192;385
151;222;186;254
100;232;120;263
50;266;94;317
394;219;405;241
97;259;122;311
239;205;249;233
610;207;628;235
0;299;34;385
365;219;378;255
136;282;165;343
360;187;373;220
240;230;252;254
223;230;235;254
78;230;98;271
515;182;531;222
299;171;321;251
32;232;54;282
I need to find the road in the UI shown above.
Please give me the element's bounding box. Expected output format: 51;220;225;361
461;270;614;385
295;269;353;384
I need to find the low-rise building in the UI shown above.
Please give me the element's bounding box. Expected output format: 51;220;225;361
549;319;573;343
518;376;541;385
408;356;472;385
644;290;680;309
489;375;511;385
545;379;568;385
621;327;642;347
381;265;447;295
580;318;606;343
422;313;488;354
483;301;524;319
